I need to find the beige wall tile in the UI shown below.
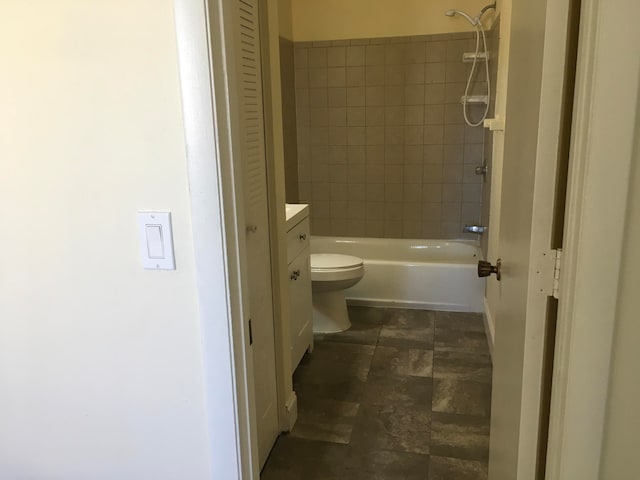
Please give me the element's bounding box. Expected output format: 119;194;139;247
404;42;426;63
404;183;423;202
365;45;385;65
425;41;447;63
425;63;446;84
346;126;365;146
442;183;462;203
329;164;348;183
385;184;404;202
366;126;385;145
385;126;404;145
425;84;445;104
385;65;405;85
348;183;366;201
347;164;366;183
328;87;346;107
348;146;366;164
385;145;404;164
443;164;463;183
365;145;384;164
405;145;424;164
443;144;464;164
404;105;424;125
328;145;347;164
346;46;365;66
423;144;444;164
366;86;385;106
328;107;347;127
346;86;365;106
423;184;443;203
423;164;444;184
309;47;327;67
327;67;346;88
385;105;405;125
294;31;494;239
327;46;346;67
366;183;385;201
365;66;385;86
330;182;348;201
405;63;425;84
385;165;403;183
365;106;385;126
422;203;442;222
309;67;328;88
346;66;365;86
347;107;366;126
424;125;444;145
366;164;385;183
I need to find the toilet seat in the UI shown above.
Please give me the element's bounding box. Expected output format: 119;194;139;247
310;254;364;282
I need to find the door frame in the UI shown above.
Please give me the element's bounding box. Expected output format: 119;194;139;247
173;0;261;478
173;0;639;478
545;0;640;477
174;0;297;477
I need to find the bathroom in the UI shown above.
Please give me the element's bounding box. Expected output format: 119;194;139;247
259;0;503;478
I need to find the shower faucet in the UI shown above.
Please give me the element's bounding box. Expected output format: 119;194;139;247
464;225;487;234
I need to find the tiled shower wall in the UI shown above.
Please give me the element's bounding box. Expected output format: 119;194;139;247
293;33;491;239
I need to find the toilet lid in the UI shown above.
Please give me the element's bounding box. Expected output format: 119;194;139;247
311;253;363;269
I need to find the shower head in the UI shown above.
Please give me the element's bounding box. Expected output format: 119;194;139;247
444;9;478;26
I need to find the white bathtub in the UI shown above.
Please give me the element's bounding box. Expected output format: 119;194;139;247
311;236;485;312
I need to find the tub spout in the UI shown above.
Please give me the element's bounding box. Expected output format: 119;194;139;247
464;225;486;234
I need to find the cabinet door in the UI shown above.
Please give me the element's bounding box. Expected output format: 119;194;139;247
289;250;313;374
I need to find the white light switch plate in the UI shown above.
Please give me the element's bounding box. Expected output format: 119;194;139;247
137;212;175;270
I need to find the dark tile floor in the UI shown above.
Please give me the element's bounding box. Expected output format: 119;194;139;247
262;306;492;480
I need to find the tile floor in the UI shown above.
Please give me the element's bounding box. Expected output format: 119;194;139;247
261;306;492;480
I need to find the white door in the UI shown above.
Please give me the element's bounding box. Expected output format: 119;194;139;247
234;0;279;468
487;0;576;478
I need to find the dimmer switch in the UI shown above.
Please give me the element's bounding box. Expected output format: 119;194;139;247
138;212;175;270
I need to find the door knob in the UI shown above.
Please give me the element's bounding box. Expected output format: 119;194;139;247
478;259;501;281
246;224;258;234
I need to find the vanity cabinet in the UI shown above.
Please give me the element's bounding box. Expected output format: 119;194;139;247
286;216;313;374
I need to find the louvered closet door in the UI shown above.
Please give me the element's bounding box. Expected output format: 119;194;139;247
236;0;279;468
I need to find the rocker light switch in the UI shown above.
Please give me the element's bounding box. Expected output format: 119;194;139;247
138;212;175;270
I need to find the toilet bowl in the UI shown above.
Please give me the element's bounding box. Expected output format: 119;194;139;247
310;253;365;333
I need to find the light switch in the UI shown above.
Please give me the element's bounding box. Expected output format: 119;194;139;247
145;225;164;258
138;212;175;270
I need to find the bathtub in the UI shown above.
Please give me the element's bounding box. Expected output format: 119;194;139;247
311;236;485;312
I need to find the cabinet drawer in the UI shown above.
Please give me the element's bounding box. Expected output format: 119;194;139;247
287;217;310;263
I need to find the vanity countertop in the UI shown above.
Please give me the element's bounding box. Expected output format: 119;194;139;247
285;203;309;230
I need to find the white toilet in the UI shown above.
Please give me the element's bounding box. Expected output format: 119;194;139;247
310;253;365;333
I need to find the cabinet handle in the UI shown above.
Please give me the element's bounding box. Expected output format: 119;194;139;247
290;269;300;280
299;233;307;241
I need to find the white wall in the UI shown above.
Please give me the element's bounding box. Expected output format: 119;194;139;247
0;2;215;478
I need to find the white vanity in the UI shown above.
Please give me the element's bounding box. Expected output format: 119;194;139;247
285;203;313;374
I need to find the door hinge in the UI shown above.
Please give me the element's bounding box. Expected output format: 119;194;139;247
552;249;562;300
248;319;253;345
535;249;563;299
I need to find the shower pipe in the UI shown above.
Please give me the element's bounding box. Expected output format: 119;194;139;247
445;2;496;127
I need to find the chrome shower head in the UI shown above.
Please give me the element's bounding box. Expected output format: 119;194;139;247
444;9;477;26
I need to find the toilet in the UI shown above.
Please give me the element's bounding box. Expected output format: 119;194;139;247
310;253;365;333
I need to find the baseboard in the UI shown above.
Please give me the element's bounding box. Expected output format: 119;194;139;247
483;297;495;362
282;391;298;433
